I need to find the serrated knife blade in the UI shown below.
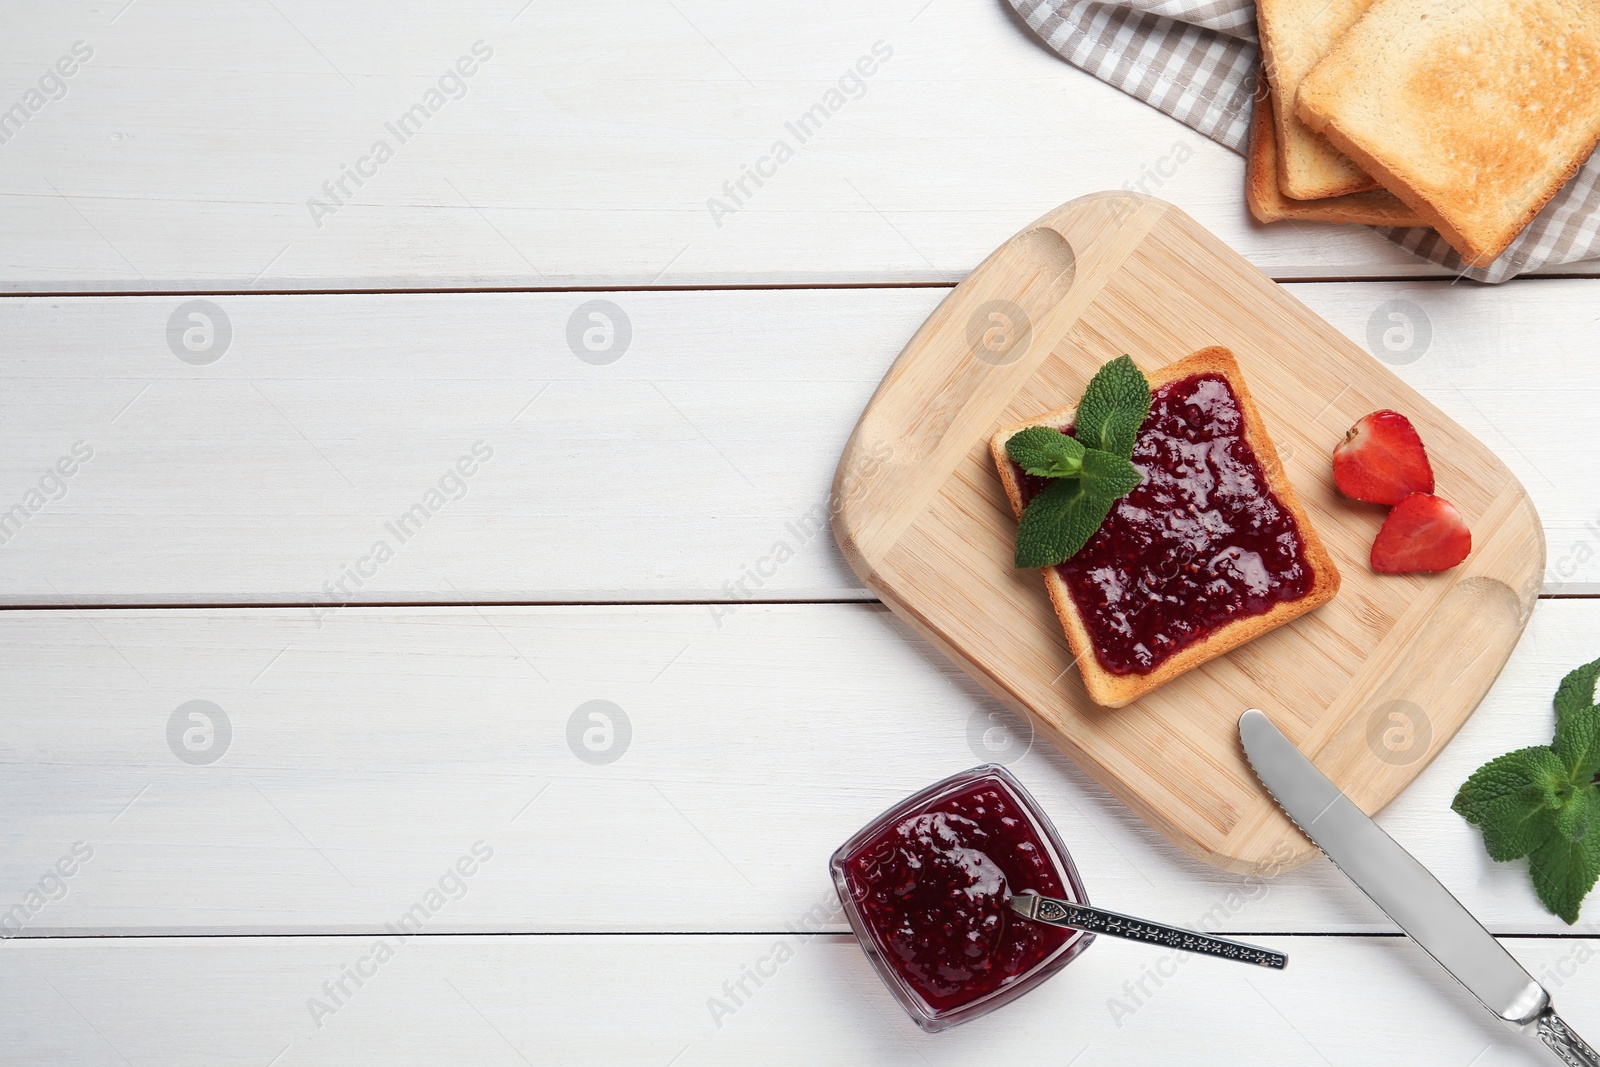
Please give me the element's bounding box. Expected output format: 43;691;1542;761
1238;709;1598;1065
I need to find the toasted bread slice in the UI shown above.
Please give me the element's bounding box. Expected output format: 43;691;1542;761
1257;0;1381;199
1297;0;1600;266
1247;81;1426;226
989;347;1340;708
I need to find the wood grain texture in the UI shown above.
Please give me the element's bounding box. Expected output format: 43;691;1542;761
3;601;1597;936
5;933;1597;1065
0;0;1537;291
832;195;1544;873
3;283;1598;604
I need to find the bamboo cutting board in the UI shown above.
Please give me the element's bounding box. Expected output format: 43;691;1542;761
831;193;1544;875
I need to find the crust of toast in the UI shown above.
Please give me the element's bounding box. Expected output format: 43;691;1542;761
1296;0;1600;266
1247;80;1426;227
1257;0;1380;199
988;346;1340;708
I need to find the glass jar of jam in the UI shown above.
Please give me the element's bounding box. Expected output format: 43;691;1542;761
830;765;1094;1031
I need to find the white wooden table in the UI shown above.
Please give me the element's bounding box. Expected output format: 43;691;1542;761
4;2;1598;1063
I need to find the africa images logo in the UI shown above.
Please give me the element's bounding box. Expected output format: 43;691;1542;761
305;41;494;228
705;41;893;228
0;41;93;148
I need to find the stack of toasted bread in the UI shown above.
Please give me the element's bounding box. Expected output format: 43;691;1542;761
1246;0;1600;267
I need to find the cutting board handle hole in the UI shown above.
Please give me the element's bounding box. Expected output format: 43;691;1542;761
964;228;1076;369
1014;226;1077;288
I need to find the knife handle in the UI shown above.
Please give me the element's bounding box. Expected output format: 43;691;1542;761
1011;895;1287;969
1538;1008;1600;1067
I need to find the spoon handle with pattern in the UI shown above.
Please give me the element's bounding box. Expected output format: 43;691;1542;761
1010;895;1287;969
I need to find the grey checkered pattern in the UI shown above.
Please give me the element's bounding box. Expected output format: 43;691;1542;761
1009;0;1600;282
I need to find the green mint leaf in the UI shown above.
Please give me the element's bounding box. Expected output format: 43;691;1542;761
1079;448;1144;500
1523;746;1574;806
1453;747;1567;861
1006;426;1086;480
1479;793;1560;862
1556;705;1600;784
1455;656;1600;925
1528;789;1600;924
1014;478;1118;569
1553;782;1596;843
1072;354;1152;460
1452;746;1554;823
1555;656;1600;723
1005;356;1150;569
1012;447;1144;569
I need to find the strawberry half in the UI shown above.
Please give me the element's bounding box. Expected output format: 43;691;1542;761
1371;493;1471;574
1333;410;1434;505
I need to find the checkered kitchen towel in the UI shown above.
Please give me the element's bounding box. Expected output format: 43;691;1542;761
1007;0;1600;282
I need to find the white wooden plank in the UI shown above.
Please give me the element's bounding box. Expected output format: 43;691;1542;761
4;932;1596;1065
3;601;1597;936
0;0;1552;290
2;281;1598;603
0;287;889;604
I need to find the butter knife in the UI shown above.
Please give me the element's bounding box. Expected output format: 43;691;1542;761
1239;708;1598;1066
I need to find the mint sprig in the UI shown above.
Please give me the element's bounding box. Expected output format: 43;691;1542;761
1006;355;1149;569
1453;656;1600;924
1074;354;1153;458
1007;426;1087;480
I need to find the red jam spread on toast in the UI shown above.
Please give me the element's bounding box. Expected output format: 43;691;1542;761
1018;373;1313;676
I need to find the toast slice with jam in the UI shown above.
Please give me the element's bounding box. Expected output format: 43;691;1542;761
990;346;1340;708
